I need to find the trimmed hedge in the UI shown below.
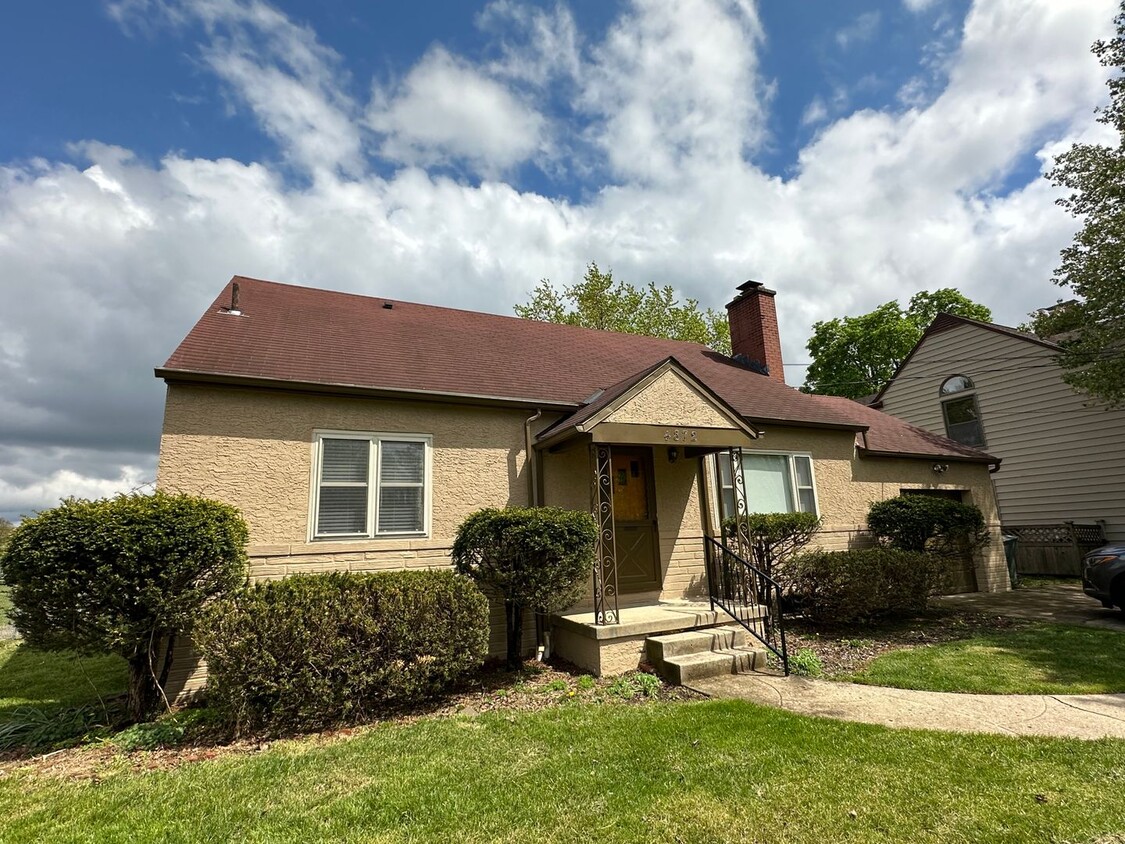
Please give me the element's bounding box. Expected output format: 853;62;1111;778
867;495;988;555
196;570;488;734
721;512;821;580
786;549;949;623
452;507;596;668
0;492;248;720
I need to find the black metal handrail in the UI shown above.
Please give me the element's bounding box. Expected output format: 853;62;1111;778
704;536;789;675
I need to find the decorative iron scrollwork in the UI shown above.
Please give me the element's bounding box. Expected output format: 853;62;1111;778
590;444;619;625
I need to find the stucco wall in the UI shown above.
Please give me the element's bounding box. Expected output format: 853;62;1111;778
606;370;732;428
158;383;533;553
740;425;1008;591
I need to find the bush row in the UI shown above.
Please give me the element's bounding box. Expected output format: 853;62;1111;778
786;548;950;623
197;570;489;735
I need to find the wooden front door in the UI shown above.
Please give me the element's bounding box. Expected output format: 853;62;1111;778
611;448;660;593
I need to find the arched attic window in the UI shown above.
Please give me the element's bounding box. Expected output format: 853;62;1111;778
939;375;974;395
939;375;986;447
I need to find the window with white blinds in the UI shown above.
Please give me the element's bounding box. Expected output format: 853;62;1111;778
716;451;819;518
312;433;431;538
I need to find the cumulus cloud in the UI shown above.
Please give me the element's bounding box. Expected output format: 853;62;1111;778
0;0;1118;519
368;47;546;174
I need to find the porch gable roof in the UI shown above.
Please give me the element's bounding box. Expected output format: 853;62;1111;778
535;357;760;450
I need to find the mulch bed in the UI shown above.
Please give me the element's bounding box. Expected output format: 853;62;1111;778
784;607;1033;676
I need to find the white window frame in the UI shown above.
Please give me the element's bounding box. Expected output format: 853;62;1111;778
717;450;820;518
309;430;433;541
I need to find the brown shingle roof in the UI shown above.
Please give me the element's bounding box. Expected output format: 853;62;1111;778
159;276;997;463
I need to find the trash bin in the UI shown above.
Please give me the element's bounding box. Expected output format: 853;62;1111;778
1002;534;1019;588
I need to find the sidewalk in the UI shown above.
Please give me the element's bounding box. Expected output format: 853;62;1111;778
690;673;1125;739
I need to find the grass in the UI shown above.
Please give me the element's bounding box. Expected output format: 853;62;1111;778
1;701;1124;843
849;623;1125;694
0;641;128;751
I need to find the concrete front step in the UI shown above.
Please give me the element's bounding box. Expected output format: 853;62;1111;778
658;646;768;685
646;625;768;685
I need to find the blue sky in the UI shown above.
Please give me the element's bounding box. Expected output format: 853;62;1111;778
0;0;1117;520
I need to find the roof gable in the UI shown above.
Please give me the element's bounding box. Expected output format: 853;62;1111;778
536;358;760;448
870;312;1061;406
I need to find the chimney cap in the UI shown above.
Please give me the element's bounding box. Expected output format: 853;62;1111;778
736;279;776;296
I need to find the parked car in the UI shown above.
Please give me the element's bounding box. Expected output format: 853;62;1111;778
1082;544;1125;612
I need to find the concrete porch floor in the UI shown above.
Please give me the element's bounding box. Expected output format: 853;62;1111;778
550;601;737;676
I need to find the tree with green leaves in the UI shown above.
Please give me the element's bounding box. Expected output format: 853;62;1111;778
1045;4;1125;407
515;262;731;354
1020;300;1087;339
802;289;992;399
0;518;13;553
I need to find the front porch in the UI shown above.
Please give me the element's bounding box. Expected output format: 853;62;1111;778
533;359;786;680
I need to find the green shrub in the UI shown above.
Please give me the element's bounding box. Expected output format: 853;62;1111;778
789;648;824;677
721;512;821;579
452;507;596;668
786;548;949;623
867;496;988;555
0;492;248;721
197;570;488;735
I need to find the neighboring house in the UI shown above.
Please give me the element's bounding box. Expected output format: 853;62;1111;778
156;276;1008;695
872;313;1125;545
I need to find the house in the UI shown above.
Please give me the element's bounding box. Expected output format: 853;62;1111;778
155;276;1009;695
871;313;1125;566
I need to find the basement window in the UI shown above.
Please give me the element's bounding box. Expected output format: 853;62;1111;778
311;432;431;539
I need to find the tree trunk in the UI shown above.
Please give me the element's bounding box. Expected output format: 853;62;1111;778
504;599;524;671
127;651;159;722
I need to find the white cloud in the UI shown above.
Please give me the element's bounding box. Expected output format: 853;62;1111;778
836;11;881;49
368;47;546;174
801;97;829;127
0;0;1118;518
579;0;769;182
903;0;942;11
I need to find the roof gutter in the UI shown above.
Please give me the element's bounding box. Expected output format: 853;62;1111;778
858;446;1001;470
155;368;579;412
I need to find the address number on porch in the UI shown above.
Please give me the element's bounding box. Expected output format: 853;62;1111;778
662;428;698;443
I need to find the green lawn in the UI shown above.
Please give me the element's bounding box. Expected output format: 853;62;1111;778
849;624;1125;694
0;641;128;751
2;701;1124;843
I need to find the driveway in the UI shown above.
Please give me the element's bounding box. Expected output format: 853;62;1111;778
936;581;1125;630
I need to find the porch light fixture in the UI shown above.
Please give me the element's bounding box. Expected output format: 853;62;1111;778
667;446;679;463
932;462;949;474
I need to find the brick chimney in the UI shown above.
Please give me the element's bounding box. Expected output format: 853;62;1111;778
726;280;784;381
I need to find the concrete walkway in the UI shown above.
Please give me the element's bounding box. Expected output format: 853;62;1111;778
936;581;1125;630
689;673;1125;739
691;582;1125;739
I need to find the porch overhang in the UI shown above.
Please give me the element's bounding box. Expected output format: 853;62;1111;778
535;356;761;452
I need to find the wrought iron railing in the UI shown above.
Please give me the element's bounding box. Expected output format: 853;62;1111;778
703;536;789;675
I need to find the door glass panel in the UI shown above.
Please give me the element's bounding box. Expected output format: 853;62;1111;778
612;452;649;521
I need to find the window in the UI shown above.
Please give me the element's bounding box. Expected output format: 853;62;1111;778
717;451;818;517
942;396;986;447
311;432;431;538
939;375;974;395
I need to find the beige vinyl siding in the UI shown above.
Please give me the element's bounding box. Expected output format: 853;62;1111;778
879;323;1125;541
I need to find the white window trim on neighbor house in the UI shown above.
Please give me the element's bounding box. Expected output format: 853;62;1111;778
939;375;987;448
716;450;820;518
309;430;433;541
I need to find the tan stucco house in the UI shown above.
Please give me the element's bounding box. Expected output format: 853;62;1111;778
872;313;1125;546
156;276;1009;694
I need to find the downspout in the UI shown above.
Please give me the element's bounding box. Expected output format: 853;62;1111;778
524;409;542;506
524;409;548;660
